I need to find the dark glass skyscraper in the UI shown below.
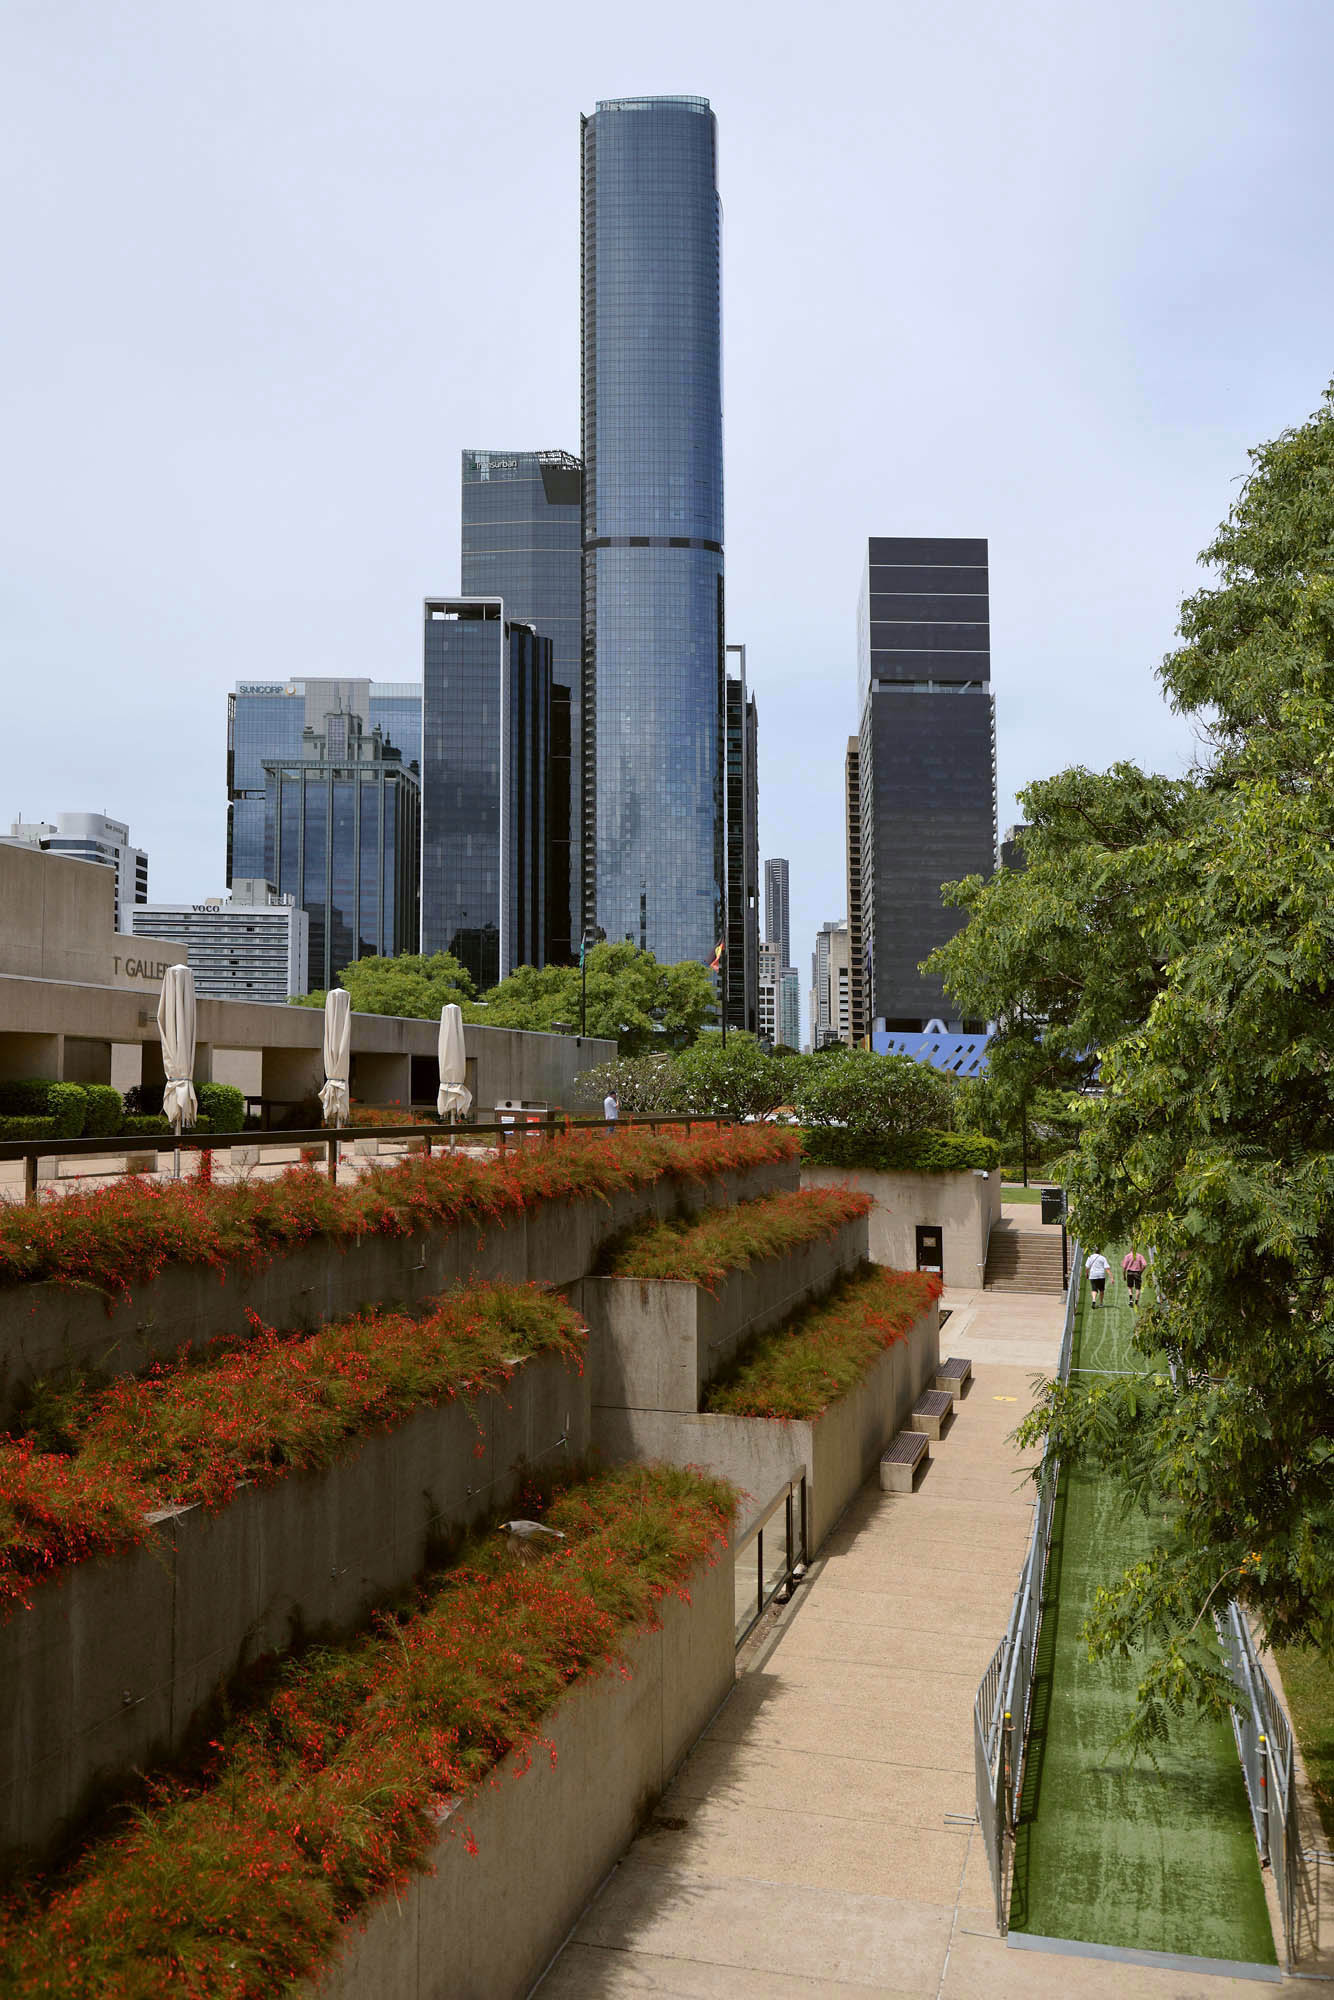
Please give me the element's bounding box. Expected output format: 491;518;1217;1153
857;537;996;1029
724;644;759;1033
460;449;582;961
420;598;551;992
581;95;724;968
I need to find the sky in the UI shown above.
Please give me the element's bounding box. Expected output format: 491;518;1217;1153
2;0;1331;992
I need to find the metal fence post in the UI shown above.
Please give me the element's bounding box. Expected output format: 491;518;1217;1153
1258;1732;1270;1865
23;1152;37;1206
326;1136;338;1184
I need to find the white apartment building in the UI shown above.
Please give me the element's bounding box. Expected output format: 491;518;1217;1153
4;813;147;930
810;918;853;1049
132;880;309;1002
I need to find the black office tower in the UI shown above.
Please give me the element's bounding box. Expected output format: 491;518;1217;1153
857;537;995;1029
461;450;582;963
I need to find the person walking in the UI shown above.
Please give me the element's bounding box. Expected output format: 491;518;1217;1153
603;1089;619;1132
1123;1248;1147;1306
1085;1248;1110;1307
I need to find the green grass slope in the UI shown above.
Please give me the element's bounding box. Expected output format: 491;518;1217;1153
1009;1276;1276;1965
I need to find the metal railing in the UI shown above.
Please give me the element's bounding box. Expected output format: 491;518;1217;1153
734;1475;806;1648
1216;1600;1307;1965
0;1112;737;1203
972;1241;1079;1930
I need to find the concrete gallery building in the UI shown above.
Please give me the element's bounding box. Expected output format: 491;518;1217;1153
855;537;996;1031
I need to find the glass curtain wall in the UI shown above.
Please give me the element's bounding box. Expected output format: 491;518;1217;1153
581;96;725;967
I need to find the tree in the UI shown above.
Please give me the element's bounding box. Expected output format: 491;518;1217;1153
671;1034;793;1121
936;386;1334;1743
791;1048;955;1143
473;944;716;1054
290;951;475;1016
572;1053;685;1114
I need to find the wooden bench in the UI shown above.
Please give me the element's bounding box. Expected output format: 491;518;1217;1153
880;1428;929;1493
910;1389;954;1441
935;1355;972;1408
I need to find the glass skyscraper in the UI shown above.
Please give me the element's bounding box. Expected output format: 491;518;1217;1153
227;679;420;888
420;598;551;992
460;450;582;962
581;95;725;968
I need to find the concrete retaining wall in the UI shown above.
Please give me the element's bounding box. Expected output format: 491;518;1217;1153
0;1155;797;1421
596;1301;939;1553
800;1164;999;1290
0;1348;590;1866
577;1211;869;1415
308;1547;735;2000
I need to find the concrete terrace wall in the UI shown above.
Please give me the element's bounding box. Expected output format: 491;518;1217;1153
0;1348;590;1866
801;1163;999;1290
0;1155;797;1421
597;1301;940;1552
308;1548;735;2000
577;1211;869;1416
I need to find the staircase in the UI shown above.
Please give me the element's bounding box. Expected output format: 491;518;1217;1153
983;1218;1066;1294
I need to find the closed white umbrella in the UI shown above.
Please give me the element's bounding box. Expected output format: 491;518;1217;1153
437;1003;472;1122
158;964;198;1135
319;988;352;1127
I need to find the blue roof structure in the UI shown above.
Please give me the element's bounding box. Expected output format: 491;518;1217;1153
871;1030;991;1076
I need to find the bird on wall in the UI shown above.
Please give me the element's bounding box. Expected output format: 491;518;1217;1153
498;1520;567;1559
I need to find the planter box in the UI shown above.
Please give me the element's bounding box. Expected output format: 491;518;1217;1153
0;1349;590;1865
577;1212;869;1415
307;1547;735;2000
596;1300;939;1555
800;1164;999;1290
0;1156;796;1422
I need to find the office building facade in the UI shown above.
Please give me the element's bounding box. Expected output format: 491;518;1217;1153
132;882;309;1003
810;918;851;1049
723;645;759;1033
581;95;725;968
763;857;790;969
844;740;866;1045
857;537;996;1030
461;449;582;962
264;710;420;993
420;598;550;993
4;813;147;930
228;679;421;891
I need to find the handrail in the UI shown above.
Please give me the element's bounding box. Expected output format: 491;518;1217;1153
0;1114;739;1202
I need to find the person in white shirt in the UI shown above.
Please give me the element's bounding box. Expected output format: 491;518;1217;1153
603;1091;619;1130
1085;1250;1110;1307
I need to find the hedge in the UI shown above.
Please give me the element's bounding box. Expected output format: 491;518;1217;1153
197;1081;245;1132
799;1127;1001;1174
81;1085;124;1139
0;1081;87;1139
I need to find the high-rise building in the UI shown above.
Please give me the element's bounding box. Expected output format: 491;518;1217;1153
227;679;421;890
763;858;790;969
132;881;309;1002
581;95;725;968
3;813;147;929
844;740;866;1046
461;449;583;962
264;706;420;992
723;645;759;1033
857;537;996;1030
1000;823;1029;871
778;966;802;1053
809;918;850;1049
758;940;779;1045
420;598;551;993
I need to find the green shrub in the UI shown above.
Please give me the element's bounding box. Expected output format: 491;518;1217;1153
82;1084;125;1138
800;1127;1000;1174
0;1079;87;1137
196;1082;244;1133
121;1114;213;1138
0;1116;54;1140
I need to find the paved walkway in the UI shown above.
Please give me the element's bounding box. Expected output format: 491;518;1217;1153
536;1249;1322;1996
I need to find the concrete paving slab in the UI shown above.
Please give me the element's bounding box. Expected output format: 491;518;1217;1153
665;1735;976;1826
538;1941;922;1998
632;1798;971;1904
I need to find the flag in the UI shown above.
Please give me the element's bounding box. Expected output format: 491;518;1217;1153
709;938;725;973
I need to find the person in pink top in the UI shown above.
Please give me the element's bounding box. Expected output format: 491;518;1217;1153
1123;1249;1147;1306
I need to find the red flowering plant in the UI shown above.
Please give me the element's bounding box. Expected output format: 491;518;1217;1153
0;1463;736;1996
598;1185;872;1288
0;1125;798;1301
704;1265;943;1421
1;1282;586;1612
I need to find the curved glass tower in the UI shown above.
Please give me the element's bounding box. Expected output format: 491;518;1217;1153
581;95;724;967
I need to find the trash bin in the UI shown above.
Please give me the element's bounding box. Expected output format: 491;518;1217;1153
1041;1186;1065;1225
